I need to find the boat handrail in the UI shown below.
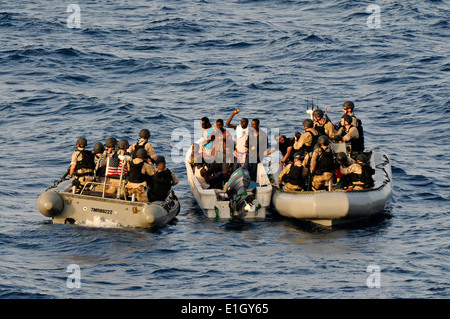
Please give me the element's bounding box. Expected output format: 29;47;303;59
78;181;132;200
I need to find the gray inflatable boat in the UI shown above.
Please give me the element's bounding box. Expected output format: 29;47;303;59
38;178;180;228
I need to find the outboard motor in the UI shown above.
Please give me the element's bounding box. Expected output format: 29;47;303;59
225;168;256;219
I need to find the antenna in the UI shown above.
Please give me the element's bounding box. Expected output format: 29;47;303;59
306;96;314;118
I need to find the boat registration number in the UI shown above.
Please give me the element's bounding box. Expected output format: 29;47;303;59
91;207;113;215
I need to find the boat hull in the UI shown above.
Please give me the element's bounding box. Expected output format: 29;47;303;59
38;180;180;228
185;144;272;219
271;150;393;227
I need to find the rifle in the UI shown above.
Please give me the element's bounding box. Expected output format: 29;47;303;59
61;165;71;180
53;165;71;186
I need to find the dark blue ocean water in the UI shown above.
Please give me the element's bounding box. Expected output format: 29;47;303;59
0;0;448;299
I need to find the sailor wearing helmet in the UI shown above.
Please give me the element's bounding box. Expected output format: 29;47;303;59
68;137;95;190
125;148;156;202
128;129;157;162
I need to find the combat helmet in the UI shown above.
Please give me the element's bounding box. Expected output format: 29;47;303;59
317;135;330;146
341;114;353;125
139;129;150;139
136;148;148;159
312;109;324;119
93;142;104;154
302;119;314;128
118;139;129;150
356;154;368;163
155;156;166;165
105;137;117;148
343;101;355;111
76;137;87;147
336;152;348;164
293;152;303;161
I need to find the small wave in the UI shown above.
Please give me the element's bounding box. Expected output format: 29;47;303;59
247;81;287;91
416;192;447;201
226;41;254;49
431;19;447;28
132;45;162;51
0;11;18;27
131;60;190;73
82;28;111;37
301;34;331;43
190;39;227;48
4;47;85;62
56;73;92;83
418;55;445;63
408;175;433;187
0;290;49;299
145;18;203;34
150;267;198;280
53;47;84;57
391;166;407;175
440;63;450;72
371;77;400;84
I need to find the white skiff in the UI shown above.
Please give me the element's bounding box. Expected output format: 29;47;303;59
185;144;272;219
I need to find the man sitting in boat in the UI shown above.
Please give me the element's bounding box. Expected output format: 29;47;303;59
93;142;106;179
67;137;95;191
265;134;294;167
189;142;220;189
103;137;118;158
149;156;179;201
336;101;365;150
128;129;158;163
310;135;336;191
117;139;130;156
89;138;114;193
193;161;211;190
312;109;336;139
104;139;131;197
339;154;375;190
278;152;308;191
334;151;355;189
335;114;364;158
125;148;155;202
293;119;319;157
190;143;218;189
117;139;131;172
